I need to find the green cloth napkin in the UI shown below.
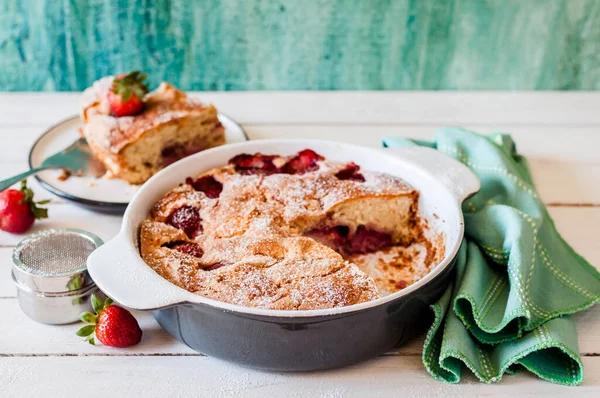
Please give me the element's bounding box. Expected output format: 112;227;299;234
383;128;600;385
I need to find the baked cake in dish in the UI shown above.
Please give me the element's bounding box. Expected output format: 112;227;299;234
140;149;442;310
80;77;225;184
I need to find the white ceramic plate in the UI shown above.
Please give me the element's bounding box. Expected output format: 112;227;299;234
29;114;248;212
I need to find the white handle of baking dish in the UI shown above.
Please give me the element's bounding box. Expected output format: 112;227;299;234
87;234;187;310
384;146;480;202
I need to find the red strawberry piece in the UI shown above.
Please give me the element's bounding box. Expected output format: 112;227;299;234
307;225;391;255
307;225;350;253
165;241;204;258
395;280;408;289
347;226;392;254
229;153;279;175
205;262;229;271
281;149;324;175
161;141;208;168
161;144;186;167
76;295;142;347
297;149;324;163
185;176;223;198
0;180;49;233
335;162;365;182
327;225;350;248
166;206;202;237
107;71;149;117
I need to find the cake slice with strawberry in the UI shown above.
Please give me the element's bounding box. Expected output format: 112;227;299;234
80;72;225;184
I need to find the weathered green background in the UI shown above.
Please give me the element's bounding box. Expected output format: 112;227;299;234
1;0;599;91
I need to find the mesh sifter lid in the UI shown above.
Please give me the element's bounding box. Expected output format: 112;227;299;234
12;229;103;293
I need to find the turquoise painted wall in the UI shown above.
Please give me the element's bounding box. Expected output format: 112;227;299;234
1;0;599;91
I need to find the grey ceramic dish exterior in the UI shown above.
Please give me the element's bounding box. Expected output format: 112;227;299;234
87;139;480;371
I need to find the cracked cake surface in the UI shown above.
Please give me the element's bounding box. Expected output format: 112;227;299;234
140;149;439;310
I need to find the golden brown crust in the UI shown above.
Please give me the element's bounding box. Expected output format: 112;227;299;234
139;153;439;310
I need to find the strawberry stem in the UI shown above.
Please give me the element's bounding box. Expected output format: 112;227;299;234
77;294;106;344
80;312;97;324
92;294;107;313
76;324;95;337
18;179;49;220
112;71;149;101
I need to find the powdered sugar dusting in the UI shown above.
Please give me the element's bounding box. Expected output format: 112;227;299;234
80;80;218;155
152;110;190;125
140;151;438;310
80;76;113;114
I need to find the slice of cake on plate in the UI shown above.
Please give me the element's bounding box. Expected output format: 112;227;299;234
80;73;225;184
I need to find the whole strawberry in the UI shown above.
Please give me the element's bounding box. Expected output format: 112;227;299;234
107;71;149;117
77;295;142;347
0;180;49;233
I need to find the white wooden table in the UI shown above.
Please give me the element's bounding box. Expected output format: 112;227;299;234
0;92;599;397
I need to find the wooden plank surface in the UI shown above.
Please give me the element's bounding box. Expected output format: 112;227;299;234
1;356;599;398
2;125;600;206
0;208;598;358
0;296;597;358
1;92;600;126
0;93;599;396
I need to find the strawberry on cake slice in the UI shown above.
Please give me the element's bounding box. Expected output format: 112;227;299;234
80;71;225;184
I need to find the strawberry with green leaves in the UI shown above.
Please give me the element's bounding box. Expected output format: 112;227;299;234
77;295;142;347
107;71;150;117
0;180;49;233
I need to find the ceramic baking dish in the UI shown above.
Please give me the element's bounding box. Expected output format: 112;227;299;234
87;139;480;371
